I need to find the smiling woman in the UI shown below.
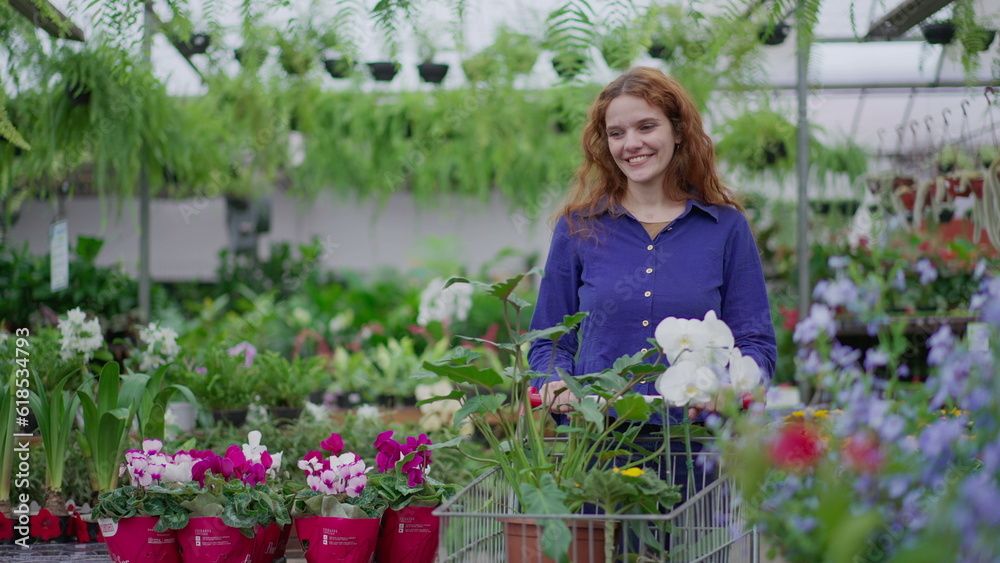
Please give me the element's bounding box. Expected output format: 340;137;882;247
527;65;776;498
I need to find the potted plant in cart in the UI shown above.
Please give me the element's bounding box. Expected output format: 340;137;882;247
421;273;764;562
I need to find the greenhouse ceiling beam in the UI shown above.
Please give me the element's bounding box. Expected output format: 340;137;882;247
864;0;955;40
9;0;85;42
763;80;997;90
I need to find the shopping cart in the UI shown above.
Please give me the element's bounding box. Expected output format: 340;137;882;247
434;436;758;563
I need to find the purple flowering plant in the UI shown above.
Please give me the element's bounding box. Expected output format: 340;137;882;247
721;267;1000;563
366;430;461;510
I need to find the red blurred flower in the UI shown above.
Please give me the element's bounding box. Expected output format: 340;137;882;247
939;248;957;262
770;422;824;472
30;508;62;541
0;511;13;541
779;306;799;331
843;431;883;473
320;433;344;456
918;241;932;253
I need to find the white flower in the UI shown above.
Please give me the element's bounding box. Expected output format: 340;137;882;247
136;322;181;372
355;404;381;421
417;277;474;327
654;311;734;366
58;308;103;361
655;361;719;407
728;348;762;392
242;430;267;463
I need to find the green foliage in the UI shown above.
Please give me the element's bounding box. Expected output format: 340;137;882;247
29;370;81;494
0;368;15;501
0;238;145;331
76;361;149;493
422;273;685;562
180;347;258;412
253;352;326;408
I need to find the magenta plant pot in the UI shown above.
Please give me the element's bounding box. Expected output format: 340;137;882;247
251;522;292;563
176;516;254;562
100;516;182;562
294;516;380;563
376;506;440;563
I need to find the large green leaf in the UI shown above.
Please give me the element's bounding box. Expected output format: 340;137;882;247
421;361;503;387
453;394;507;427
613;394;651;422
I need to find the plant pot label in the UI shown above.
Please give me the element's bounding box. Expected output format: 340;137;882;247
376;506;440;563
100;517;181;563
294;516;380;563
177;516;254;563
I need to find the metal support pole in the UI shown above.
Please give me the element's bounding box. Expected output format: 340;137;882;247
138;0;153;322
796;0;811;316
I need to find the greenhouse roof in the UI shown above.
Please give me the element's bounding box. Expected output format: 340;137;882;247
19;0;1000;154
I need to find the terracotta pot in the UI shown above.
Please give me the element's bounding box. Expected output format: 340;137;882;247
502;517;613;563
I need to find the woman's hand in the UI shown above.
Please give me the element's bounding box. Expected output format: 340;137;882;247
540;380;576;413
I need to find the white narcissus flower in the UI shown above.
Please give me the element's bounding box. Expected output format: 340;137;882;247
728;348;762;392
655;361;719;407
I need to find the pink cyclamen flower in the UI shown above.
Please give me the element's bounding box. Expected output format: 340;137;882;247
374;431;401;473
321;433;344;456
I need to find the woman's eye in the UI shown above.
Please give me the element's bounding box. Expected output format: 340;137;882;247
641;124;654;131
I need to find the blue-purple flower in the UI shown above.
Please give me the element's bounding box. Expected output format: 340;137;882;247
915;259;938;285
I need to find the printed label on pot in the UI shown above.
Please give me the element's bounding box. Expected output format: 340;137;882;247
98;518;117;537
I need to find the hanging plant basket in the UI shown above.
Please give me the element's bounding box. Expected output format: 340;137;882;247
647;41;674;61
323;58;355;79
235;46;268;67
417;62;450;84
367;61;400;82
759;22;790;45
552;53;587;80
967;28;997;51
920;22;956;45
175;33;211;57
64;82;91;106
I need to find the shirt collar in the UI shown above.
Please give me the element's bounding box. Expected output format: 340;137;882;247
599;197;720;223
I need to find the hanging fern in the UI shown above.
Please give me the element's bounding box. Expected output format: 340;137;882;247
545;1;599;80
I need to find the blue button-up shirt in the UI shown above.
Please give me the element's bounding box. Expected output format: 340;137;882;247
527;199;777;421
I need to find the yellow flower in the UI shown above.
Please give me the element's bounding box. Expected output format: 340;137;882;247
620;467;644;478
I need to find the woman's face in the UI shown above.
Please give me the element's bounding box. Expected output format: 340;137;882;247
605;94;677;193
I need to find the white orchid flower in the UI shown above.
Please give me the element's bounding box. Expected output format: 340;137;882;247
655;360;719;407
728;348;762;392
655;317;710;364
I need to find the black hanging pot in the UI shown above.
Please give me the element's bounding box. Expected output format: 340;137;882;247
417;62;449;84
759;22;790;45
762;140;788;165
176;33;211;57
647;41;673;61
552;53;587;79
367;61;400;82
920;22;955;45
64;82;91;106
323;57;354;79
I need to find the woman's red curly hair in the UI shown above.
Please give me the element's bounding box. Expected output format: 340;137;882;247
558;67;742;235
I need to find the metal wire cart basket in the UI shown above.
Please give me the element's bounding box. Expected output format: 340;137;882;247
434;438;758;563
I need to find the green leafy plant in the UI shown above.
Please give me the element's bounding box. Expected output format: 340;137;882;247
133;363;197;442
422;272;687;562
76;361;149;494
253;352;325;408
29;370;82;514
181;347;258;413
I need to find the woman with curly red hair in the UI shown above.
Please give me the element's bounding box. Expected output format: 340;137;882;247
529;65;776;425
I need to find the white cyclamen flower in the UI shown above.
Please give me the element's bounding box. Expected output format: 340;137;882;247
655;360;719;407
417;277;474;327
728;348;762;392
